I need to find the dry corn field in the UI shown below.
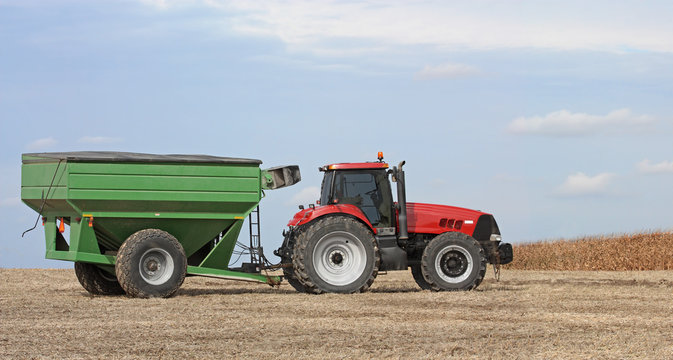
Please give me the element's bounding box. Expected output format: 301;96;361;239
1;267;673;359
506;231;673;271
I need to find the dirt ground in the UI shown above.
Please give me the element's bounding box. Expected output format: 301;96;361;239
1;268;672;359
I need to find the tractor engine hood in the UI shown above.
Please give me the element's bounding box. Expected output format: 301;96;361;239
406;202;491;236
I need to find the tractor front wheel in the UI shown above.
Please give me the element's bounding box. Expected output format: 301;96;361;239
410;264;432;290
74;262;125;295
292;216;379;294
421;232;486;291
115;229;187;298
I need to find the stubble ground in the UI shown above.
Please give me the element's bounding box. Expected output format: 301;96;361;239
1;268;672;359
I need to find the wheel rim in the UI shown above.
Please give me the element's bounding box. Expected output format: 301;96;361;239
435;245;473;283
139;248;174;286
312;231;367;286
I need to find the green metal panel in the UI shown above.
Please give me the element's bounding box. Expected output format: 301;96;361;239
46;250;116;265
186;266;280;284
44;219;58;252
21;161;70;213
91;217;236;257
66;162;261;215
68;216;101;254
199;221;244;268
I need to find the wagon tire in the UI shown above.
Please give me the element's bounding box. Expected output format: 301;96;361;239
74;262;125;295
292;216;379;294
421;232;486;291
410;264;432;290
115;229;187;298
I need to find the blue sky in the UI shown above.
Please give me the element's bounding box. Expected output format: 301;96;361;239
1;0;672;268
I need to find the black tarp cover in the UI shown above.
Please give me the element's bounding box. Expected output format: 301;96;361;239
22;152;262;165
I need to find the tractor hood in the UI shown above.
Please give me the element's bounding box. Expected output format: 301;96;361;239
406;202;490;236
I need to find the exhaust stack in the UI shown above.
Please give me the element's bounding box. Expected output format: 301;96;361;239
393;161;409;242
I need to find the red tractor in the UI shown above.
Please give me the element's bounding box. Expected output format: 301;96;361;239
276;154;513;293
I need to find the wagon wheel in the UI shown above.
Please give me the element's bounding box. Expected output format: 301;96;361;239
421;232;486;291
115;229;187;298
292;216;380;294
74;262;125;295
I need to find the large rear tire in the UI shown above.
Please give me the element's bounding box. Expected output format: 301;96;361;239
74;262;125;295
285;275;307;293
115;229;187;298
292;216;379;294
280;233;306;292
421;232;486;291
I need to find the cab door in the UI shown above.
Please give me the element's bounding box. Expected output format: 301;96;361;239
331;170;393;228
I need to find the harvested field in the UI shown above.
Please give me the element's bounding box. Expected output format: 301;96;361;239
507;231;673;271
1;268;672;359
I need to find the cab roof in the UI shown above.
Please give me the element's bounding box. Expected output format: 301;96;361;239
320;162;389;171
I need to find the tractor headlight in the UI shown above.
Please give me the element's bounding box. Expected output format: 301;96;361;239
490;234;502;242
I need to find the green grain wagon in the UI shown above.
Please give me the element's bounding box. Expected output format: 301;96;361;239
21;152;300;298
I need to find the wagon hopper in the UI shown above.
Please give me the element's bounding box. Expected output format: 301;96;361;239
21;152;300;297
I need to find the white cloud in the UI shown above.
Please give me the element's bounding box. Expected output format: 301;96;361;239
140;1;673;55
287;186;320;206
555;172;616;196
507;108;653;136
415;63;480;80
637;159;673;174
78;136;123;144
26;137;57;151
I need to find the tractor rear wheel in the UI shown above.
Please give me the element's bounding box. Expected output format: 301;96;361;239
115;229;187;298
74;262;125;295
292;216;379;294
284;274;306;292
421;232;486;291
410;264;432;290
280;233;306;292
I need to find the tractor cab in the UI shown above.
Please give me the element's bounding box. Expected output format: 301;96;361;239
318;161;394;229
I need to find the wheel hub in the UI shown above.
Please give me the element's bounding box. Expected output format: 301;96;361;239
146;259;160;272
329;250;345;266
139;248;174;286
435;245;473;284
441;252;467;277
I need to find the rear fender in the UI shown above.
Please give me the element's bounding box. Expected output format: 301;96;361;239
287;204;376;234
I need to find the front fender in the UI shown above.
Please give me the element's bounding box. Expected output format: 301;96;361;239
287;204;376;234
